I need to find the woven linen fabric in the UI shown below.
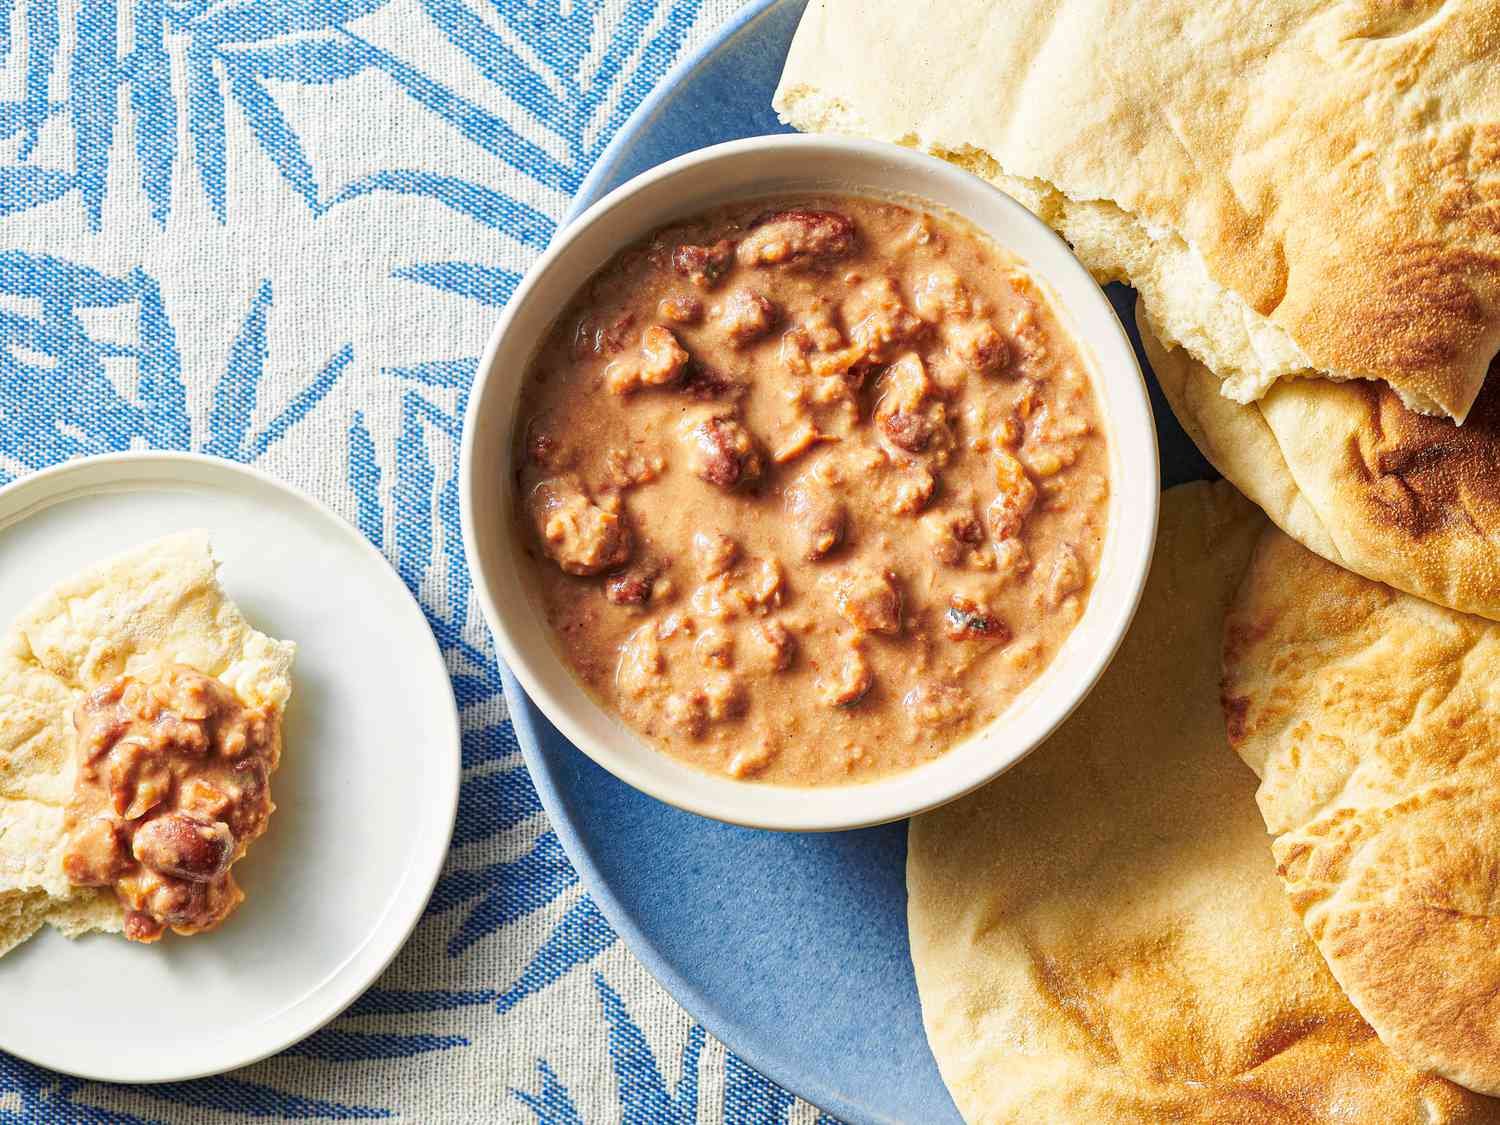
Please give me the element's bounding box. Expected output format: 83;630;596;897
0;0;847;1119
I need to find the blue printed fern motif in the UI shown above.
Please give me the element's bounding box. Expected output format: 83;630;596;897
5;0;570;234
389;0;708;307
515;974;703;1124
130;1076;394;1120
0;253;349;476
1;1052;165;1125
342;366;617;1030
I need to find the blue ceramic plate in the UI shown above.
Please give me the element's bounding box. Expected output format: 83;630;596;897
502;2;1213;1120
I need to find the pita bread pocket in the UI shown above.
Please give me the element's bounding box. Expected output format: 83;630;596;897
1223;525;1500;1095
1142;303;1500;622
908;482;1497;1123
775;0;1500;422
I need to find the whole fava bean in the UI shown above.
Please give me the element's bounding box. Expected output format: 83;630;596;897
943;597;1011;643
726;742;774;779
903;682;973;729
616;624;665;699
672;239;735;288
605;325;690;395
658;294;703;325
687;415;764;490
132;813;235;883
913;268;971;321
702;674;746;720
693;530;740;578
717;290;778;347
948;319;1010;376
784;478;848;561
529;476;632;576
694;627;735;669
736;209;857;269
847;278;926;364
751;620;796;671
989;450;1038;539
818;644;872;708
107;739;172;820
831;568;902;634
889;466;936;516
1026;448;1066;478
1047;544;1088;607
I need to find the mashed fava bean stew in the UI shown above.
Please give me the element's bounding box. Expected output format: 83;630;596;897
515;195;1109;784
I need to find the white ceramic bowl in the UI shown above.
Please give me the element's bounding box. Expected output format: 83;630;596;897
461;134;1159;831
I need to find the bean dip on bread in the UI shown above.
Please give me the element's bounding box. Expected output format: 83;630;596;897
515;194;1109;784
62;664;281;941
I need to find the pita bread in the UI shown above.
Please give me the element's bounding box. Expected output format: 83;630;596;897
1223;525;1500;1095
775;0;1500;421
0;531;295;954
1142;303;1500;622
907;482;1497;1123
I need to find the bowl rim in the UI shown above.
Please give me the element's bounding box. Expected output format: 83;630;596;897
460;132;1160;831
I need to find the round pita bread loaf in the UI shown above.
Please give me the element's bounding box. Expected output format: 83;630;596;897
1143;303;1500;622
1223;522;1500;1097
908;482;1498;1123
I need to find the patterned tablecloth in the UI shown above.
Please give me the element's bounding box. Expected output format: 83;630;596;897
0;0;847;1119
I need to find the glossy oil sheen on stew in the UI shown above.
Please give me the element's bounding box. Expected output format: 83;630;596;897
515;195;1109;785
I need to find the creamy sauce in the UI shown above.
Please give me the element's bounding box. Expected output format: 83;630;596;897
514;194;1109;785
62;664;280;941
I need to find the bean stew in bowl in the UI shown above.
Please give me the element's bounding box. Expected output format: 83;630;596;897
462;136;1157;828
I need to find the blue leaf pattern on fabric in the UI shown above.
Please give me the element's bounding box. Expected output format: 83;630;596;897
185;42;229;221
69;0;118;228
599;974;703;1124
19;0;58;160
281;1031;471;1062
224;66;321;210
513;1060;585;1125
516;975;706;1124
0;0;849;1118
326;170;556;244
137;1077;394;1119
129;0;177;223
392;262;520;307
496;895;616;1013
725;1052;796;1122
433;830;580;954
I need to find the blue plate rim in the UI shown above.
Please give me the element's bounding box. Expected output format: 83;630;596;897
505;2;879;1120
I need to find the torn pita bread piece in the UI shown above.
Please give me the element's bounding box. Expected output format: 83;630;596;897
775;0;1500;421
1141;302;1500;622
1223;524;1500;1096
907;482;1498;1123
0;531;294;952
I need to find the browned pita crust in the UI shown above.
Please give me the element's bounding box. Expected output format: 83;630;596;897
1223;525;1500;1095
777;0;1500;420
908;482;1500;1122
1144;303;1500;621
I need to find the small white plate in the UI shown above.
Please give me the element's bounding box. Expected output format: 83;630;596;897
0;453;460;1083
